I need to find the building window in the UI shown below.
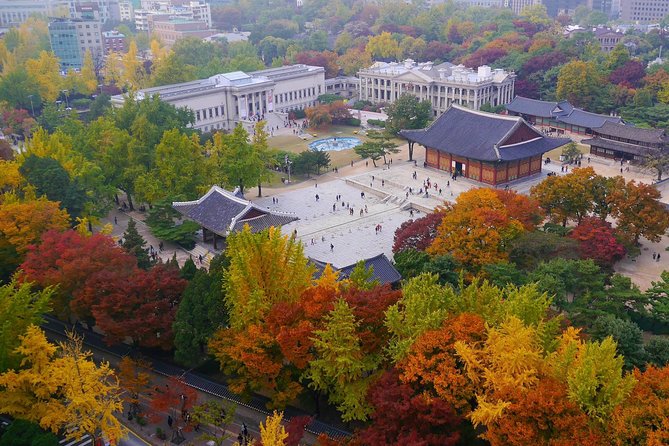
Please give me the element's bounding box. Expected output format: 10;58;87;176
196;111;201;121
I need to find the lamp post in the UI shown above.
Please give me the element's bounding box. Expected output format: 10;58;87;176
27;95;35;116
284;154;292;184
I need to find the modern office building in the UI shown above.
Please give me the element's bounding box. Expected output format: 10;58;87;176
505;0;542;14
111;64;326;133
621;0;669;23
118;0;133;20
150;17;213;47
133;0;210;30
102;29;125;53
0;0;69;27
68;0;120;24
358;59;515;117
48;17;103;70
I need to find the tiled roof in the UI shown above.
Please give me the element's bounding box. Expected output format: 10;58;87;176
582;137;664;156
506;96;622;129
559;108;622;129
173;186;298;236
593;121;666;144
310;254;402;286
399;105;569;162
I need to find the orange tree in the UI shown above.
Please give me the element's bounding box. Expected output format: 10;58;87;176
530;167;598;226
609;365;669;445
427;188;528;272
608;178;669;244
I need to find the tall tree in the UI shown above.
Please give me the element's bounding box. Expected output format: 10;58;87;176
392;211;445;253
121;218;152;269
608;178;669;244
259;411;288;446
24;51;62;103
85;264;187;349
0;326;124;444
428;188;526;271
353;369;463;446
117;356;150;418
306;299;377;422
0;280;52;371
173;256;228;366
530;167;598;226
556;61;603;110
21;230;137;319
609;365;669;445
385;93;432;136
0;193;70;257
208;124;264;195
222;226;313;330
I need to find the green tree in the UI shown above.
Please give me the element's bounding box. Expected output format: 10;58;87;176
0;280;53;372
135;129;205;203
306;299;377;422
191;400;236;446
556;61;604;110
145;199;200;249
173;256;228;367
209;124;264;195
385;273;453;362
122;218;152;269
0;67;41;111
150;52;198;87
364;130;399;165
19;154;88;220
589;315;647;370
561;142;582;163
354;140;385;167
0;419;59;446
385;93;431;159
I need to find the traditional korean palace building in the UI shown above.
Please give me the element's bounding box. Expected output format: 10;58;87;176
582;122;669;162
400;105;570;186
310;254;402;286
505;96;622;136
173;186;298;249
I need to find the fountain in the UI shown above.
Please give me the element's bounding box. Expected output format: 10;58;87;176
308;136;362;152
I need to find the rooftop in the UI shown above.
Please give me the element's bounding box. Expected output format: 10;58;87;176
506;96;623;129
400;105;570;162
173;186;298;237
593;121;667;144
311;253;402;286
359;59;513;84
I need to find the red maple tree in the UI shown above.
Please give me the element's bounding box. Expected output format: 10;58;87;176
569;217;626;266
392;211;445;254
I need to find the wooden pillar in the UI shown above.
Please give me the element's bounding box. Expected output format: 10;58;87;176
479;161;483;183
437;149;440;170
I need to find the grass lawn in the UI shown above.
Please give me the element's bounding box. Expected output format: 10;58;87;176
544;142;590;162
268;124;405;169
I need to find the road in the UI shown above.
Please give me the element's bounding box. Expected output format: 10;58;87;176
119;427;151;446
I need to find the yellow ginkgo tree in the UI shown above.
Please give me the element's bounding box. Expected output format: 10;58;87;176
0;325;125;443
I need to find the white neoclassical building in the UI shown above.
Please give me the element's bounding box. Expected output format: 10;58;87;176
357;59;516;117
111;64;325;133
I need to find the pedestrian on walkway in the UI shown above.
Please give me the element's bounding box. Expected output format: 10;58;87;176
658;253;662;262
198;254;203;264
653;252;657;260
167;415;173;428
114;216;117;225
330;243;334;252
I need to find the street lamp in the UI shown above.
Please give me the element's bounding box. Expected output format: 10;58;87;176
284;154;292;184
27;95;35;116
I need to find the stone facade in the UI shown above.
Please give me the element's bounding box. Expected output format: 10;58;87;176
358;60;515;117
111;64;325;133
